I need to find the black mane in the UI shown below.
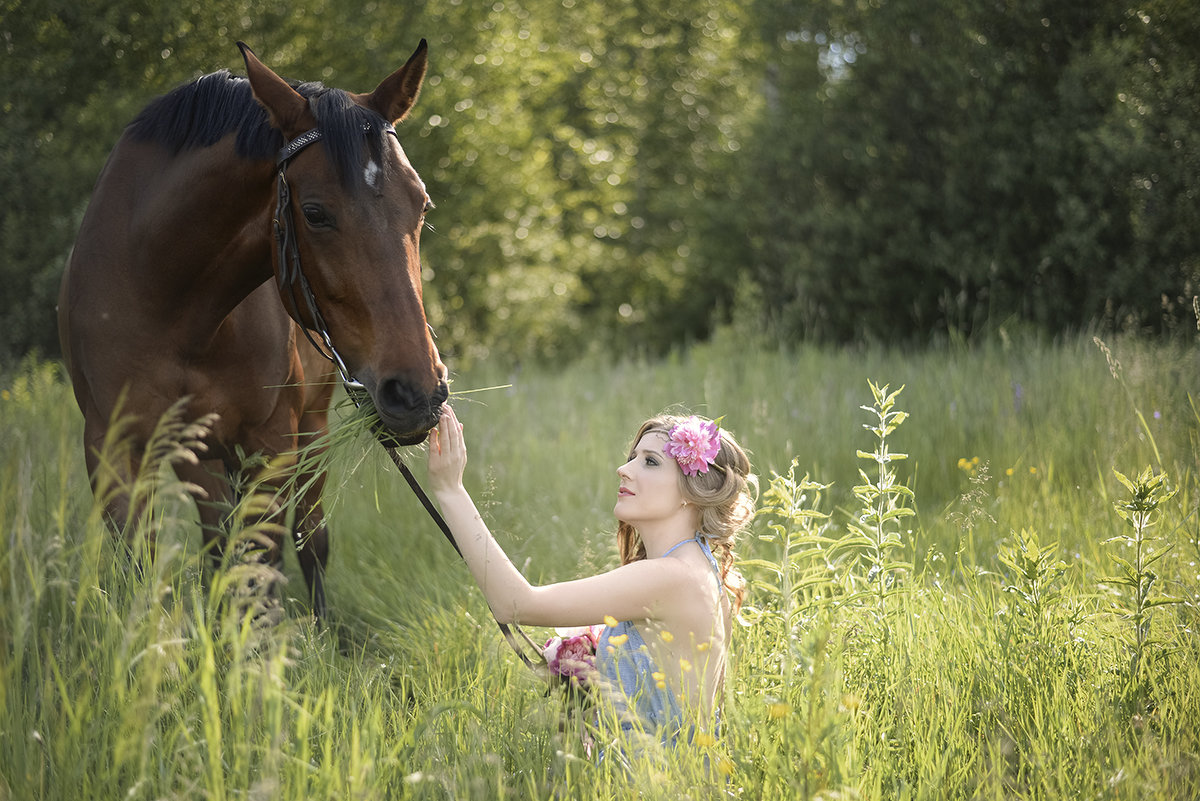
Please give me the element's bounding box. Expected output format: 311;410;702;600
126;69;394;187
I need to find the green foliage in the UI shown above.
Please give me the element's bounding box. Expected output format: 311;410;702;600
1105;466;1182;695
996;528;1069;644
5;1;1200;369
843;382;915;615
736;0;1200;342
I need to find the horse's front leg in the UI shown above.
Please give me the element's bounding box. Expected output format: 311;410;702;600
292;345;336;621
292;468;330;621
83;414;154;564
175;457;240;570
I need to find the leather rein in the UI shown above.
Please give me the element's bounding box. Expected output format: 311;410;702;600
272;127;545;670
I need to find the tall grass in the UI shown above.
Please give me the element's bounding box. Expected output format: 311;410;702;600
1;330;1197;799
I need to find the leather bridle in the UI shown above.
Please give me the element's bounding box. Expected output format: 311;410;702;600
271;126;545;670
272;125;365;395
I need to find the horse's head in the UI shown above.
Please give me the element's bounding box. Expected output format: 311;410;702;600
240;42;448;445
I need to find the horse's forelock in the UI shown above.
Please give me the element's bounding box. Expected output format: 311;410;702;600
302;86;392;189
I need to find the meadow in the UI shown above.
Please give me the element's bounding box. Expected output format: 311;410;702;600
1;330;1198;800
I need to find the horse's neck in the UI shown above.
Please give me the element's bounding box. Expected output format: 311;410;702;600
127;138;278;327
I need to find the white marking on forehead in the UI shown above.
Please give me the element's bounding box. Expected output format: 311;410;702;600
369;131;431;205
363;159;382;189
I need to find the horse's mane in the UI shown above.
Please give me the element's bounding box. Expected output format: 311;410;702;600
126;69;393;187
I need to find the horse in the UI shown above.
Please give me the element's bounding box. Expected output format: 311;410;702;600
56;41;448;618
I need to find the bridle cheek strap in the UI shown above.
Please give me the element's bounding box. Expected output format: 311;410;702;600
272;127;360;392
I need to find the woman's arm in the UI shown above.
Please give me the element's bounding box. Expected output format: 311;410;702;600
427;407;693;627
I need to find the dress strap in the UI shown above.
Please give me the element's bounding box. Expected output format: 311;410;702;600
661;535;724;583
661;535;700;558
694;537;724;583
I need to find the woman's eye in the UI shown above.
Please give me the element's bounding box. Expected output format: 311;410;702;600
645;457;659;466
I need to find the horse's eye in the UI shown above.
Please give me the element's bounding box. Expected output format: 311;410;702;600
302;203;334;229
423;199;435;215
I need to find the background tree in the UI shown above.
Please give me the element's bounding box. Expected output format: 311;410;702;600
2;0;1197;370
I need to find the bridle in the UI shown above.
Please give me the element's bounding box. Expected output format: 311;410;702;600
272;126;545;670
273;125;363;394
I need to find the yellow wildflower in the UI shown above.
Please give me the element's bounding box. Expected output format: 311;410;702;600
608;633;628;646
697;642;710;652
693;732;717;748
767;702;792;719
660;630;674;643
679;658;693;672
604;615;618;628
716;758;735;776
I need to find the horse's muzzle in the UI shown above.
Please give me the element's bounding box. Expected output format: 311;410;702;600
357;377;448;448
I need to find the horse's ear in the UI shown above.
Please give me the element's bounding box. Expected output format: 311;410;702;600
354;39;428;124
237;42;316;139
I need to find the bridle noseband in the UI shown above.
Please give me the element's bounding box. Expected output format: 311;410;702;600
271;127;545;671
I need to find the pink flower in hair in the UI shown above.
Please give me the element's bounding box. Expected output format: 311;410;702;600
663;416;721;476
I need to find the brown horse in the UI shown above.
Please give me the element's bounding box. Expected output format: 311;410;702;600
57;42;448;617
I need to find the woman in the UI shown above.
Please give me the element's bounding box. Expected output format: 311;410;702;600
427;406;756;748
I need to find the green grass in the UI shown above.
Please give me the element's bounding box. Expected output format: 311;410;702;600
1;330;1198;799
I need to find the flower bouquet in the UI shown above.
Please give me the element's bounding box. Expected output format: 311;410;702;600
542;624;603;691
543;624;603;756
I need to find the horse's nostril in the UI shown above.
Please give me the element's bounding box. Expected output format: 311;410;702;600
378;377;422;414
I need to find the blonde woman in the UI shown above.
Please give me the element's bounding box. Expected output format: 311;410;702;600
427;406;756;746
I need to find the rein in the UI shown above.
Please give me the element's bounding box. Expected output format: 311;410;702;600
272;127;545;671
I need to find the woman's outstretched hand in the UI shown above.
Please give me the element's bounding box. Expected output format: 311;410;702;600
428;405;467;493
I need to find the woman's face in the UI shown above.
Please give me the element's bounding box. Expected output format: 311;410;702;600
613;431;687;525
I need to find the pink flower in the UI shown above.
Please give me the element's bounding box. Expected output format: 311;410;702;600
663;417;721;476
543;625;602;683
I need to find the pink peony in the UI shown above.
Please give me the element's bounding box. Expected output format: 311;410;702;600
663;417;721;476
543;625;602;683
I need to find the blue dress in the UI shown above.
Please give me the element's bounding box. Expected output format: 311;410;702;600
593;535;724;746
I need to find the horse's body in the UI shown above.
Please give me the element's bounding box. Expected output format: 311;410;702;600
57;43;447;616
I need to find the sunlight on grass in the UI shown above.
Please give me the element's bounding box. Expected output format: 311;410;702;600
1;334;1198;799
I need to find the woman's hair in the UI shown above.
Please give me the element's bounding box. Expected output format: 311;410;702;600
617;414;757;611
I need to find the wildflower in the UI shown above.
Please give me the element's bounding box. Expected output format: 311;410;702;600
604;615;618;628
716;758;735;776
660;630;674;643
693;732;717;748
608;633;628;647
652;671;666;690
679;658;692;672
697;641;710;651
767;702;792;719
